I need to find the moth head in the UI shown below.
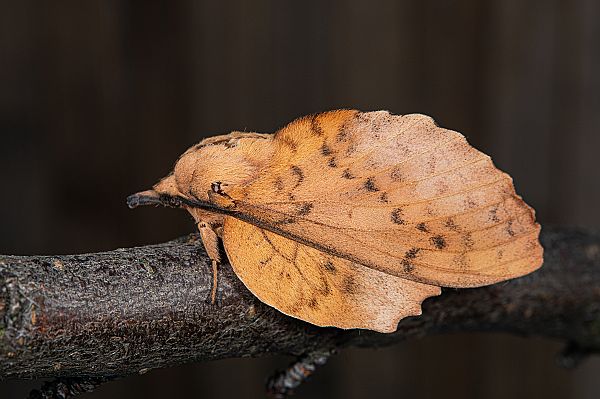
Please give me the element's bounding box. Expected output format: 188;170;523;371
126;172;185;210
127;133;264;211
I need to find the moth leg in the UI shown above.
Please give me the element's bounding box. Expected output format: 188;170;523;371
210;259;218;304
198;222;221;304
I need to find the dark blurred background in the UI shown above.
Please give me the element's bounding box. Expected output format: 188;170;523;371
1;1;599;398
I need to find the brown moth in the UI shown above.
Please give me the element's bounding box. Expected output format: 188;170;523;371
127;110;543;333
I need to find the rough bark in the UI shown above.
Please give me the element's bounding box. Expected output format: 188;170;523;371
1;226;599;383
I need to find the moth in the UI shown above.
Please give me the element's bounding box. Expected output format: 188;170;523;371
127;110;543;333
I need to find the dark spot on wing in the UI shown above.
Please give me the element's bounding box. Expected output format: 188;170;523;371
445;218;460;231
466;197;477;208
280;135;298;151
405;247;421;259
364;177;379;192
342;168;355;179
463;233;474;250
489;207;500;223
274;177;285;191
391;208;406;225
311;115;324;136
328;157;337;168
308;297;319;309
401;248;421;273
291;165;304;180
390;167;403;181
430;235;447;250
321;143;332;156
416;222;429;232
291;165;304;188
506;220;515;236
336;128;348;142
401;259;414;273
323;260;337;274
342;275;357;294
379;192;389;203
296;202;313;216
497;249;504;260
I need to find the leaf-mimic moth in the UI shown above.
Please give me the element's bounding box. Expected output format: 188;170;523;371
127;110;543;333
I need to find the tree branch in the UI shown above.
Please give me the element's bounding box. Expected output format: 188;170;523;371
1;227;599;389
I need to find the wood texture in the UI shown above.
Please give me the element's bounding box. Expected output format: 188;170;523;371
1;226;599;382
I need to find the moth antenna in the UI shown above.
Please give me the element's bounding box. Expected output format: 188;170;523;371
127;190;161;209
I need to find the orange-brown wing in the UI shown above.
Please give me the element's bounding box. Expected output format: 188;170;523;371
221;110;543;288
222;216;440;332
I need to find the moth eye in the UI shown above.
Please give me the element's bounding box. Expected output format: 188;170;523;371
211;181;222;194
211;181;230;197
